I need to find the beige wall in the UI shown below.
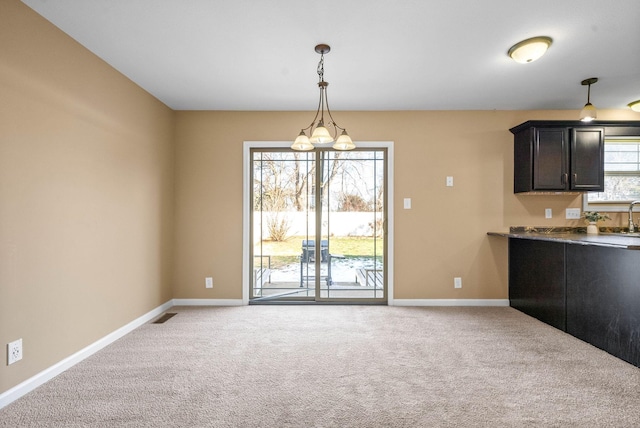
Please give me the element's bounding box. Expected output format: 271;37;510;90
0;1;175;393
172;109;639;301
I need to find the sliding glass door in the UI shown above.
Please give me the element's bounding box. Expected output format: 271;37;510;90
250;148;386;303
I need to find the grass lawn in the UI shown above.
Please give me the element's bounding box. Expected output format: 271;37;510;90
254;236;383;269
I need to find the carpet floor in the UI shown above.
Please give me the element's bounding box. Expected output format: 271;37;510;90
1;306;639;427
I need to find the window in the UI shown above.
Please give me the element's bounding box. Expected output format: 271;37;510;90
583;137;640;211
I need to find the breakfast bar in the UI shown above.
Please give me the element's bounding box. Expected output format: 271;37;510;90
489;228;640;367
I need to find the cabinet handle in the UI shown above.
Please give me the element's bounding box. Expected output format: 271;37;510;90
573;173;577;183
561;173;568;184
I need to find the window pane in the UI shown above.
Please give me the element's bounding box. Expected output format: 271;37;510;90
605;152;638;164
607;163;639;171
588;175;640;202
589;139;640;203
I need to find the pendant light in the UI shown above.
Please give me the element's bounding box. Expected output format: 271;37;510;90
580;77;598;122
508;36;552;64
291;44;355;151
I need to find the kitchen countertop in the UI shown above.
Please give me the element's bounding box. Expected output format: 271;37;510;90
488;227;640;250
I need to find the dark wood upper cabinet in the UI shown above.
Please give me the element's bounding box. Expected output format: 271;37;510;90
571;127;605;191
511;120;640;194
511;121;604;193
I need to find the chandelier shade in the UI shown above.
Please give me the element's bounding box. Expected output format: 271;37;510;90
291;44;355;151
291;130;314;151
310;121;333;145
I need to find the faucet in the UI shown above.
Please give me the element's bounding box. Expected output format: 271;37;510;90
629;201;640;232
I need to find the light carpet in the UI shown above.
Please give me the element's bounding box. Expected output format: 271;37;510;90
1;306;640;427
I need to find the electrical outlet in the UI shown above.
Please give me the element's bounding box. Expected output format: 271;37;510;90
7;339;22;365
454;277;462;289
566;208;581;219
545;208;552;219
205;277;213;288
446;176;454;187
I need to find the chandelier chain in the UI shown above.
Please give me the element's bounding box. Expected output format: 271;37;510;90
317;53;325;83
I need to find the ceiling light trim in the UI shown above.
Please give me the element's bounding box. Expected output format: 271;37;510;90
628;100;640;112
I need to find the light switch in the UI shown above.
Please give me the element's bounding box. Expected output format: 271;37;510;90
566;208;581;219
403;198;411;209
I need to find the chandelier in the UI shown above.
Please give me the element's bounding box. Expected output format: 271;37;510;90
291;44;355;151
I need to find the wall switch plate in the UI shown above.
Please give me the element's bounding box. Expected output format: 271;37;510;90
403;198;411;209
454;277;462;289
7;339;22;365
566;208;581;219
545;208;552;219
446;176;454;187
205;277;213;288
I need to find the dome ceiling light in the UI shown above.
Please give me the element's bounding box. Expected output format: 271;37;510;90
580;77;598;122
628;100;640;112
291;44;355;151
508;36;553;64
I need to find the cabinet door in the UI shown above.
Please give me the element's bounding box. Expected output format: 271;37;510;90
566;245;640;367
509;239;566;331
533;128;568;190
570;127;604;191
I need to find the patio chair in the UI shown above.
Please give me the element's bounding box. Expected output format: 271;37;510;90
301;239;328;263
300;239;331;286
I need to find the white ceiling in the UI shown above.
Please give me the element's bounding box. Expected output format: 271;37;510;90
21;0;640;112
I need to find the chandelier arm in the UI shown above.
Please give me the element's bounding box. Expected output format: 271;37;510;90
323;86;345;138
308;86;324;131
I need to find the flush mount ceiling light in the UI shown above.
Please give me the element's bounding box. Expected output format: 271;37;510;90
580;77;598;122
291;44;355;151
508;36;552;63
628;100;640;112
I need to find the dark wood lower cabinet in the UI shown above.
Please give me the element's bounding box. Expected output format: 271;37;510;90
509;239;566;331
509;238;640;367
566;245;640;367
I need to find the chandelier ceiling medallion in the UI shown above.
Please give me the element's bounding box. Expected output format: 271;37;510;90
291;44;355;151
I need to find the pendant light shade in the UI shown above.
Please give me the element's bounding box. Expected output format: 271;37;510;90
580;78;598;122
291;44;355;151
508;36;552;64
580;103;597;122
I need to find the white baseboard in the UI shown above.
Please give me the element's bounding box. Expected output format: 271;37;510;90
0;300;174;410
172;298;245;306
392;299;510;307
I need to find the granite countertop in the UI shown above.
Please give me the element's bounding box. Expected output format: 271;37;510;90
487;226;640;250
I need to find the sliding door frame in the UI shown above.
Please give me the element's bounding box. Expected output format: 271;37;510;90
242;141;394;305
